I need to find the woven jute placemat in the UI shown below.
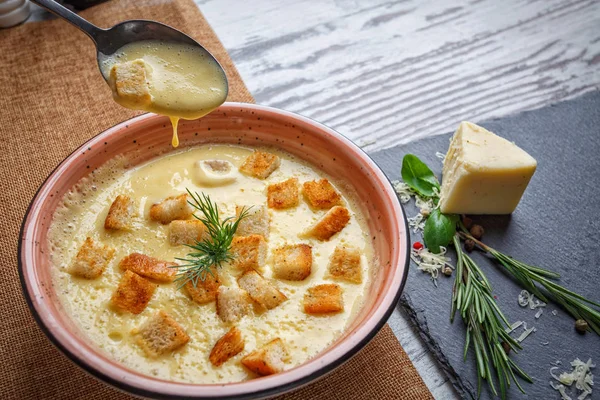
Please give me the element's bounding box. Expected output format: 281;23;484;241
0;1;432;398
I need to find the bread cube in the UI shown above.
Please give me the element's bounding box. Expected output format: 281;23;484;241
149;194;193;224
236;205;269;238
303;179;342;209
216;286;252;323
267;178;299;210
108;59;152;108
239;151;280;179
230;235;267;273
238;270;287;310
272;244;312;281
104;195;136;230
184;268;220;304
169;219;206;246
111;270;157;314
241;338;287;376
304;284;344;314
327;246;362;284
305;206;350;241
69;237;115;279
119;253;177;283
209;327;245;367
137;310;190;358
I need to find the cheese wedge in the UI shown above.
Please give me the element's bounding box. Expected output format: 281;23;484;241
439;122;536;215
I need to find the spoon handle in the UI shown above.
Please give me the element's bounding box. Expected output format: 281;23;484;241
30;0;103;43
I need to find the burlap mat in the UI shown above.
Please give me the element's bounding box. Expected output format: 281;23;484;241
0;1;432;399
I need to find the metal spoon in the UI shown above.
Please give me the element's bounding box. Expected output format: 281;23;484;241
30;0;228;85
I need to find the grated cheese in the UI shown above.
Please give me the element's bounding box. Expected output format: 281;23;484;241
392;181;414;204
518;290;547;309
553;309;558;316
411;247;452;286
408;213;426;233
505;320;524;334
517;326;536;343
392;180;437;233
550;358;595;400
535;308;544;319
435;151;446;162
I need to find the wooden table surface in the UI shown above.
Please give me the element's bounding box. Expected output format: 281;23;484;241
28;0;600;398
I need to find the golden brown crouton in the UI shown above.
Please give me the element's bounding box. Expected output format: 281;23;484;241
69;237;115;279
239;151;281;179
327;246;363;284
104;195;136;230
108;59;152;107
169;219;206;246
216;286;252;323
209;327;245;367
241;338;288;376
272;244;312;281
119;253;177;283
305;206;350;241
149;194;193;224
236;205;270;238
111;270;157;314
303;179;342;209
230;235;267;273
267;178;299;209
137;310;190;358
184;267;220;304
304;284;344;314
238;270;287;310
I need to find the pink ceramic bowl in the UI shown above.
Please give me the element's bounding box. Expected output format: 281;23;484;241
19;103;410;399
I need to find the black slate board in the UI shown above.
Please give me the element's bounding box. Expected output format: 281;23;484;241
370;90;600;399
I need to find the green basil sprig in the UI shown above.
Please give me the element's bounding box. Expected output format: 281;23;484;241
401;154;440;198
423;209;458;253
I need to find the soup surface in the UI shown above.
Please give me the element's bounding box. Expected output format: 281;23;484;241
48;144;374;383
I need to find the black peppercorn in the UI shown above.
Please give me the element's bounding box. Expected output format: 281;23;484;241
470;224;484;240
464;239;475;252
462;215;473;230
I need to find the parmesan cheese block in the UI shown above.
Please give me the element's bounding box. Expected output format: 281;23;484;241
439;122;537;215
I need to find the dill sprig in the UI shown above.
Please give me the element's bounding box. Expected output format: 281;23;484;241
458;227;600;335
451;235;533;399
171;189;249;288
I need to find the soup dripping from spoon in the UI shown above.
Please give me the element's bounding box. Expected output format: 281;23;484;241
30;0;229;147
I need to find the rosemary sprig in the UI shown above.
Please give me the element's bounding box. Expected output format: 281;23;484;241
451;235;533;399
459;228;600;335
171;189;249;287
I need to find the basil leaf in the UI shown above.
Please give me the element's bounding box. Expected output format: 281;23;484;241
401;154;440;198
423;209;458;254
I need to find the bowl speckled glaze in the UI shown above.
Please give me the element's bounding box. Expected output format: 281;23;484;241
19;103;410;399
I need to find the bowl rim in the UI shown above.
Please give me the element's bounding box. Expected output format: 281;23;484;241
18;102;410;399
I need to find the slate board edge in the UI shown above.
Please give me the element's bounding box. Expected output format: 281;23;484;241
374;89;600;399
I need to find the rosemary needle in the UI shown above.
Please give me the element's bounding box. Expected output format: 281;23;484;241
171;189;249;288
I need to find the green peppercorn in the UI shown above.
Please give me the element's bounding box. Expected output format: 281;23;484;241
464;239;475;252
470;224;484;240
575;319;588;334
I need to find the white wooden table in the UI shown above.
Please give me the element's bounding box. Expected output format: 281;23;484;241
27;0;600;397
196;0;600;398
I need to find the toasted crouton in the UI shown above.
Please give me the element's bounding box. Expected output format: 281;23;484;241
69;237;115;279
209;327;245;367
111;270;157;314
230;235;267;273
104;195;136;230
169;219;206;246
327;246;362;284
238;270;287;309
241;338;288;376
216;286;252;323
236;205;270;238
109;59;152;107
239;151;280;179
267;178;299;210
184;267;220;304
304;284;344;314
119;253;176;283
303;179;342;209
272;244;312;281
137;310;190;357
149;194;193;224
305;206;350;241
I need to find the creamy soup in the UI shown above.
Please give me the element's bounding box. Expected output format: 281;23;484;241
99;40;228;147
48;144;374;383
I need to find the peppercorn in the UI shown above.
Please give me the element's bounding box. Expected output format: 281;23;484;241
443;266;453;277
501;341;511;355
470;224;484;240
462;215;473;230
464;239;475;252
412;242;423;251
575;319;588;334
